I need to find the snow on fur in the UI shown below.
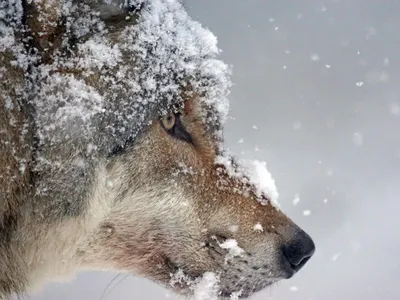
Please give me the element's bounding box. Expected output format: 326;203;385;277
169;270;220;300
2;0;279;296
192;272;220;300
0;1;23;52
254;223;264;232
19;0;234;202
2;0;277;206
216;153;279;206
219;238;244;262
27;0;231;159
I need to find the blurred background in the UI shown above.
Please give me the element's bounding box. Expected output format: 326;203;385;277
31;0;400;299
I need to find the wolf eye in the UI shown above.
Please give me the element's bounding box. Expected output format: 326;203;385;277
160;112;194;145
161;112;176;130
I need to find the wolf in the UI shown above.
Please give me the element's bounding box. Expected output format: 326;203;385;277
0;0;315;299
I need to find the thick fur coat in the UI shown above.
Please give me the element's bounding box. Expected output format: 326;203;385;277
0;1;315;299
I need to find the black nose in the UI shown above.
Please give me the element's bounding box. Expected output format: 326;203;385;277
281;230;315;272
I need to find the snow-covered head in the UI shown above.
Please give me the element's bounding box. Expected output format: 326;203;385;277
1;0;314;298
86;92;315;298
75;1;314;297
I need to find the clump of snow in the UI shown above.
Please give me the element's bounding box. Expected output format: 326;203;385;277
192;272;220;300
170;271;221;300
170;269;192;288
245;160;278;203
253;223;263;232
218;238;244;262
303;210;311;216
216;154;279;206
230;290;243;299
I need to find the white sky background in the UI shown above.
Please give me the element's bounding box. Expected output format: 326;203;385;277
31;0;400;299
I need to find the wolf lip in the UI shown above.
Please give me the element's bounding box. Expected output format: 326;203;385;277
164;257;179;273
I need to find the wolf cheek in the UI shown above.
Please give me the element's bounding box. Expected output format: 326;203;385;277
79;102;314;298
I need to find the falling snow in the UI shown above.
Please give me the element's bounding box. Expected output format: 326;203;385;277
383;57;390;66
289;286;299;292
353;132;364;146
332;253;341;261
293;121;302;130
389;103;400;116
310;53;320;62
293;194;300;206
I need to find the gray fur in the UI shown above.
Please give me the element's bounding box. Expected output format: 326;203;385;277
0;1;314;299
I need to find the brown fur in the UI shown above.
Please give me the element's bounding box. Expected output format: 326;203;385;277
0;1;314;299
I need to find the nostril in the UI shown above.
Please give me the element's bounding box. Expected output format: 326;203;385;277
281;230;315;272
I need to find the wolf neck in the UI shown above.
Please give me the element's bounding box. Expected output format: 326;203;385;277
0;220;84;299
1;163;116;298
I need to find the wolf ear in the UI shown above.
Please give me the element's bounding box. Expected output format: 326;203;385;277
91;0;143;37
25;0;142;61
92;0;143;21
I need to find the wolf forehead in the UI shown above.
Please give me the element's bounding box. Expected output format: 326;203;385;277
32;0;231;156
28;0;231;219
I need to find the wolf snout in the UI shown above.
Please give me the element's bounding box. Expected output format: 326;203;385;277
280;229;315;276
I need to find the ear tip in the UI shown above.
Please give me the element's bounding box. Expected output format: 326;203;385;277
95;0;143;21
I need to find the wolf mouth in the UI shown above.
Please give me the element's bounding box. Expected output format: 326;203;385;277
164;257;180;274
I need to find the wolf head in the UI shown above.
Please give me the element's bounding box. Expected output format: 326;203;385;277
1;0;314;298
79;95;315;298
